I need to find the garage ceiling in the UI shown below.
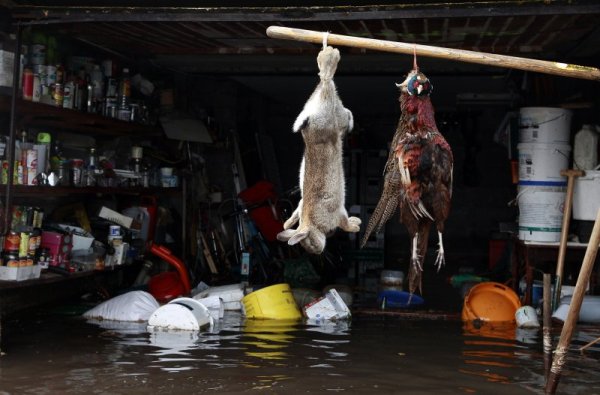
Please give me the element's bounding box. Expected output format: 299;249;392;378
6;1;600;76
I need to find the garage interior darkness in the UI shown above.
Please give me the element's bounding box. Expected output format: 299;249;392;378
1;1;599;312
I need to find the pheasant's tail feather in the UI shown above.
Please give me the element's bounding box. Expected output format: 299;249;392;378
360;184;398;248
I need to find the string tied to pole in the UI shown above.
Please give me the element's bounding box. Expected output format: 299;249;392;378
322;31;330;49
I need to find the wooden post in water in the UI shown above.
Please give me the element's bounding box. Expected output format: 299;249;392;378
545;208;600;394
553;169;584;310
266;26;600;81
543;273;553;379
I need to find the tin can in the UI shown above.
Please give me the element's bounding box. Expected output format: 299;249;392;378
38;248;50;269
19;231;30;257
109;225;121;237
4;252;19;268
26;149;38;169
28;229;39;256
22;68;33;100
33;64;47;86
46;65;57;85
4;231;20;252
30;44;46;65
32;74;41;102
52;83;64;107
63;81;74;109
32;207;44;228
1;160;8;184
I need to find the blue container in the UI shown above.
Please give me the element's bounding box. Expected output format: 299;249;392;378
376;290;425;309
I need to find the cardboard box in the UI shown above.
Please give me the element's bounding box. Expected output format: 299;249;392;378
304;289;351;321
0;265;42;281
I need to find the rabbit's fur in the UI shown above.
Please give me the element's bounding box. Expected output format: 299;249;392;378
277;46;361;254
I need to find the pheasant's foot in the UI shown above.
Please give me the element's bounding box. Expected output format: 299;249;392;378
435;231;445;272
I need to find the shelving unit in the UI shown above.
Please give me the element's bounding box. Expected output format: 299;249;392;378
0;27;180;324
0;185;181;198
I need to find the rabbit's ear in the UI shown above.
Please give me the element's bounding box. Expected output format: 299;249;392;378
345;108;354;132
277;229;296;242
288;229;309;245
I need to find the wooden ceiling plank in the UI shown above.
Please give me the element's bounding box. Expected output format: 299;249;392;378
490;16;514;53
13;4;600;25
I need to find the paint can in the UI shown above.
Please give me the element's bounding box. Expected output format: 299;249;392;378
515;305;540;328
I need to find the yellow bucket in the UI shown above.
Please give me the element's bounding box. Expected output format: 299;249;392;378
242;283;302;320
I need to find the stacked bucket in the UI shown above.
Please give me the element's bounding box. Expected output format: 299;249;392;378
517;107;572;243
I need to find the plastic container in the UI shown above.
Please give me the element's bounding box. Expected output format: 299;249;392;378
380;270;404;288
573;124;599;170
552;295;600;323
377;290;424;308
515;306;540;328
195;283;245;311
147;297;213;331
242;283;302;320
462;282;521;323
573;170;600;221
519;107;572;143
517;142;571;182
517;182;567;242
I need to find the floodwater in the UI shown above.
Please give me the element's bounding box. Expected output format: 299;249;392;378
1;307;599;394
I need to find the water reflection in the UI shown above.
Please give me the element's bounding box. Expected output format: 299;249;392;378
241;318;300;360
460;321;544;387
7;308;600;394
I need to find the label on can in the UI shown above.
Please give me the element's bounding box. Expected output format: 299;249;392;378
32;74;41;102
33;64;47;86
46;65;57;85
32;207;44;228
52;83;64;107
19;232;30;257
4;231;20;252
25;149;37;168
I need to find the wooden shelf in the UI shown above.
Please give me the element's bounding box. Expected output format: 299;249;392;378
0;185;182;197
0;94;163;138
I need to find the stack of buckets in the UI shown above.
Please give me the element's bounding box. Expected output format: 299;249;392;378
517;107;572;242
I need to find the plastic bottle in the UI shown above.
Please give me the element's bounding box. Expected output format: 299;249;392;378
573;124;599;170
90;64;104;100
118;67;131;110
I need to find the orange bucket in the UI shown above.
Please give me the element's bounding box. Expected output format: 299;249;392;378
461;282;521;323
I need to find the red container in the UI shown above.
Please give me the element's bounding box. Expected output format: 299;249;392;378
22;68;33;100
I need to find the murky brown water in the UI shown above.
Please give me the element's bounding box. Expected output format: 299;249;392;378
1;307;599;394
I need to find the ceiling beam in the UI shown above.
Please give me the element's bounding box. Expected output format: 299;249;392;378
11;2;600;25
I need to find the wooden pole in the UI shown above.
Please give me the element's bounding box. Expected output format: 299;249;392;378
553;169;584;310
545;208;600;394
543;273;553;379
266;26;600;81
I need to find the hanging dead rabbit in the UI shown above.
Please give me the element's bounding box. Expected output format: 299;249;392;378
277;44;361;254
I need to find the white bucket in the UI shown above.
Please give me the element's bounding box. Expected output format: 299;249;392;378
517;183;566;242
519;107;572;143
515;306;540;328
147;297;213;331
517;142;571;182
573;170;600;220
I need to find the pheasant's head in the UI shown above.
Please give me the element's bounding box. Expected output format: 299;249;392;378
396;70;433;97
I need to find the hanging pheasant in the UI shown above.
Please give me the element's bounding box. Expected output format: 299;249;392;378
361;58;453;296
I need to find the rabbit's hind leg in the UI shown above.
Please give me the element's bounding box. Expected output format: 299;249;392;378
283;201;302;230
339;211;361;233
